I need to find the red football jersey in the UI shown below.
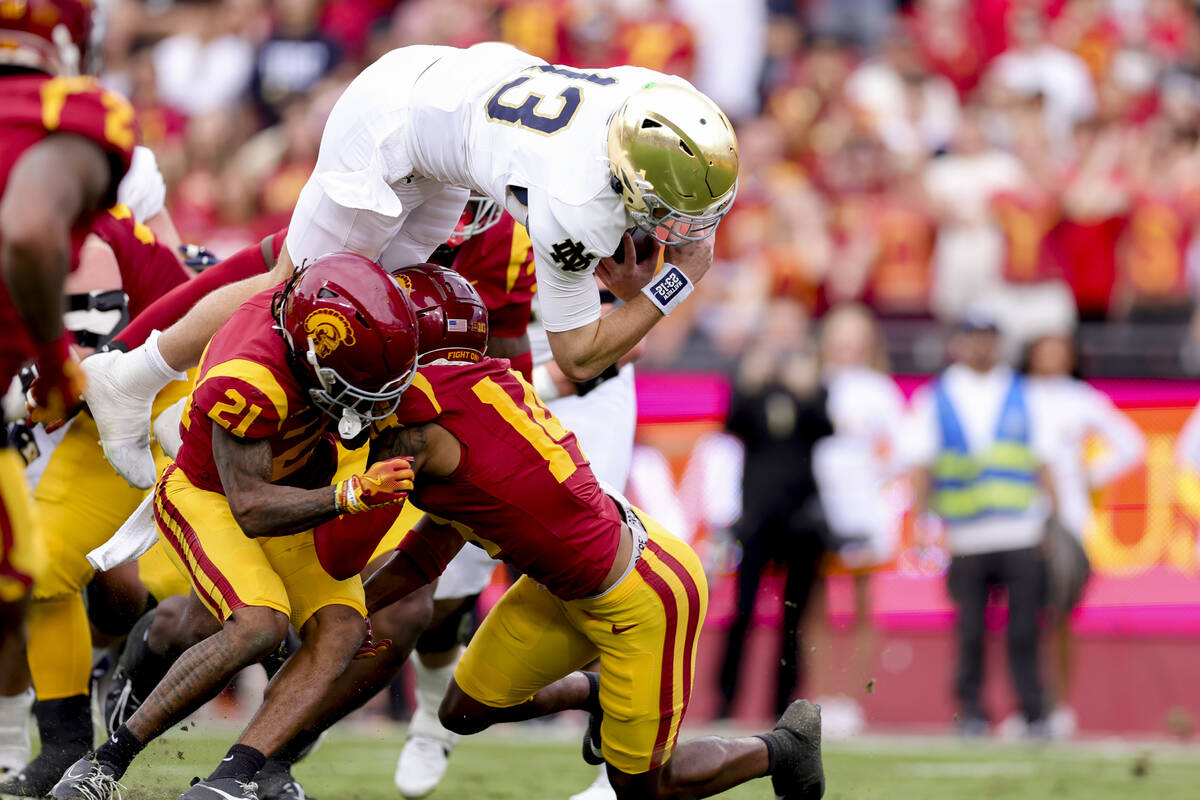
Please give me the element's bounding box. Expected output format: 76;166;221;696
389;359;622;600
175;289;334;494
992;188;1062;283
450;215;536;339
1119;192;1197;302
90;204;190;317
0;74;136;386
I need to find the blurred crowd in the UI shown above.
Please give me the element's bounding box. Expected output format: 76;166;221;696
92;0;1200;371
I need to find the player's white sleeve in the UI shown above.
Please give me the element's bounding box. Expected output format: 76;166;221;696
116;146;167;222
1178;403;1200;471
1081;384;1145;488
529;206;603;332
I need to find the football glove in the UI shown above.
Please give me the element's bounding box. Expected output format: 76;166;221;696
334;456;414;514
354;617;392;661
27;338;86;428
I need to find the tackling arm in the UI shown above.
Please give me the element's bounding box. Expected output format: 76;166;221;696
213;426;415;538
212;426;343;538
0;134;113;343
364;516;465;613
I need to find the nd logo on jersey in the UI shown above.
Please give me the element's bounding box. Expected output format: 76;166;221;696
304;309;356;357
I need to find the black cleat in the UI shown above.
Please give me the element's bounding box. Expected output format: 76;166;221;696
581;710;604;766
179;776;259;800
769;700;824;800
105;610;171;737
254;763;314;800
50;757;124;800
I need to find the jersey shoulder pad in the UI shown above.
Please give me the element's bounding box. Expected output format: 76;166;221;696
192;359;291;439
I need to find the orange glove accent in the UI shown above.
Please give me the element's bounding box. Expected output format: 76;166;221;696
354;617;392;660
28;338;86;428
335;456;414;514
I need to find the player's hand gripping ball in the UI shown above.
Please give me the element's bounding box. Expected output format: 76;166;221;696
612;228;658;263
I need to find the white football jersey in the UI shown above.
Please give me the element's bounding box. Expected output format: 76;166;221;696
294;43;690;332
404;43;690;332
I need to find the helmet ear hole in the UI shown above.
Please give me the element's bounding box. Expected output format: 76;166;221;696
641;119;662;129
678;140;694;157
318;288;337;298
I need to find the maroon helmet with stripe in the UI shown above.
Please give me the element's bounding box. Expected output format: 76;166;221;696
0;0;93;75
391;263;488;365
275;252;419;437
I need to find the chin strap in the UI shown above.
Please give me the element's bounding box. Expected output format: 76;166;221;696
338;407;366;440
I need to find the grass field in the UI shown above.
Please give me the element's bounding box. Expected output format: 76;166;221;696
116;723;1200;800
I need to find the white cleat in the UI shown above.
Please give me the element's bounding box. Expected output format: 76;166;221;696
82;348;166;489
0;689;33;779
568;766;617;800
393;736;450;799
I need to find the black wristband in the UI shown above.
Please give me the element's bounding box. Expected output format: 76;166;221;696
573;364;620;397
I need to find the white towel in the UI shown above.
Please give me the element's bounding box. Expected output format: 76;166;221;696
87;492;157;571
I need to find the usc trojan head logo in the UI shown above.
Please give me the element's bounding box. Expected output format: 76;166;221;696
304;309;356;358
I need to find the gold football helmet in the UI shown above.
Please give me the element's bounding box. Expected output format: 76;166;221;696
608;82;739;246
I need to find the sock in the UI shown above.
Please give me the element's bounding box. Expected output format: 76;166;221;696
113;241;274;351
142;331;188;383
94;725;144;776
409;654;459;747
0;689;34;768
581;671;601;716
27;596;92;700
208;744;266;783
31;696;93;764
754;733;777;775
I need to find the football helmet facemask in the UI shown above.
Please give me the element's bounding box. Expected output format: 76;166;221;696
275;253;420;439
445;193;504;248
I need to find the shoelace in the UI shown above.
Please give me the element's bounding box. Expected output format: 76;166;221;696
239;779;260;799
106;680;139;736
73;768;125;800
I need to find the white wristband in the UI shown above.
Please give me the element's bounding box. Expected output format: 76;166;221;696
641;264;693;316
531;364;561;401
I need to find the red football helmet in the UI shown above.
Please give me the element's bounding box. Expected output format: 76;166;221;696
391;263;488;365
444;193;504;248
275;253;419;438
0;0;93;76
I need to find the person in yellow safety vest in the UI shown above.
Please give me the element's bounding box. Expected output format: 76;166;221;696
904;310;1058;739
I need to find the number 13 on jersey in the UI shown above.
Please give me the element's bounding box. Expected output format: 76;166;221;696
484;65;615;136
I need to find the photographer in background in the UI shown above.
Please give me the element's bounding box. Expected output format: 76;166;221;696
905;311;1056;738
717;300;833;719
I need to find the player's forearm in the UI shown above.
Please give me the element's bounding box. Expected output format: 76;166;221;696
363;551;435;612
0;225;69;343
226;482;342;538
546;295;659;382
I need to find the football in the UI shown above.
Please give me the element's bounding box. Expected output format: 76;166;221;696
612;228;658;263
